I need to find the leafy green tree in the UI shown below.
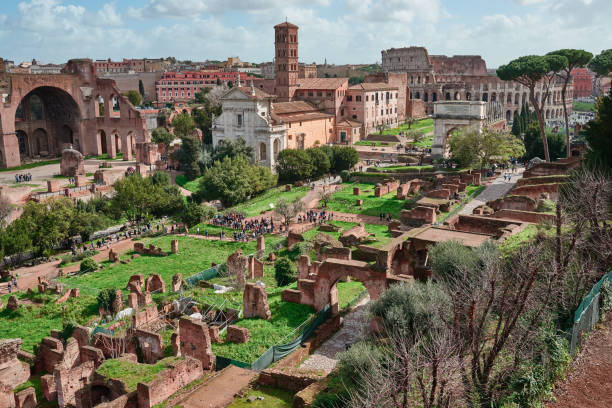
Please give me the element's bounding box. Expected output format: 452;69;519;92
523;122;566;161
249;165;278;195
274;197;305;228
198;155;256;206
348;76;364;86
124;90;142;107
172;112;196;138
511;103;537;136
138;80;145;98
18;198;73;256
97;288;116;312
151;128;174;148
582;88;612;172
449;127;525;168
179;201;211;228
587;49;612;77
497;54;568;162
274;256;297;286
212;139;253;162
150;171;170;186
547;49;593;157
331;146;359;172
307;147;331;179
194;88;211;104
276;149;313;183
179;135;202;180
80;257;98;273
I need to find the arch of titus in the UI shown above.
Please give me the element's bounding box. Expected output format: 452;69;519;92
431;100;504;159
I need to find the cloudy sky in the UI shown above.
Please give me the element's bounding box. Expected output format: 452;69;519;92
0;0;609;68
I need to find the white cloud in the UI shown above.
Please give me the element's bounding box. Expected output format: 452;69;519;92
97;3;122;27
512;0;547;5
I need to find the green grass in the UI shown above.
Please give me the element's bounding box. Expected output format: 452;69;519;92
228;385;294;408
410;134;434;148
302;220;392;248
212;294;315;363
85;152;123;160
337;280;366;310
354;141;398;147
573;101;595;112
381;118;433;136
176;174;202;193
325;183;406;219
0;291;98;352
0;159;60;172
14;375;43;402
499;224;539;255
230;186;310;217
59;236;267;292
377;165;434;172
96;357;182;392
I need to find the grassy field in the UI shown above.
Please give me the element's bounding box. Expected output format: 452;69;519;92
59;235;267;291
230;186;309;217
302;220;392;248
175;174;202;193
0;291;98;352
228;385;294;408
377;165;435;172
381;118;434;136
97;357;182;392
573;101;595;112
325;183;406;219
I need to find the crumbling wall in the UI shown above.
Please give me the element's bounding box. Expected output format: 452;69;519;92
136;357;203;408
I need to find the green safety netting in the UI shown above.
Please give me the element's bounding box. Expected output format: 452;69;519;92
185;265;221;286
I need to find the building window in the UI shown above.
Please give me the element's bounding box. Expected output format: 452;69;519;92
356;95;361;102
347;95;352;101
326;92;332;97
317;92;322;97
340;131;347;143
352;114;357;119
237;114;243;127
308;91;313;97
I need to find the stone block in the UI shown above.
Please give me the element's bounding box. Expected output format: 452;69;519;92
209;326;220;343
74;175;87;187
47;180;61;193
227;250;248;289
60;148;85;177
171;239;178;254
353;187;360;195
15;387;36;408
247;255;264;279
256;235;265;258
226;326;250;344
356;199;362;206
171;274;183;292
177;317;214;370
243;283;271;320
108;249;118;262
145;274;165;293
128;293;138;309
127;274;145;290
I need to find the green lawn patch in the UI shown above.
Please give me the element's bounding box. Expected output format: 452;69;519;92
325;183;405;219
381;118;433;136
14;375;43;402
337;280;366;310
212;294;315;363
499;224;539;255
228;385;294;408
85;153;123;160
175;174;202;193
59;236;266;292
97;357;182;392
378;165;434;172
0;291;98;352
230;186;309;217
0;159;60;172
573;101;595;112
354;141;397;147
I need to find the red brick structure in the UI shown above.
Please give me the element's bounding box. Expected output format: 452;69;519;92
144;274;165;293
136;357;203;408
14;387;36;408
156;70;252;104
571;68;593;98
243;283;271;320
176;317;214;370
226;326;251;344
274;22;299;102
0;58;155;168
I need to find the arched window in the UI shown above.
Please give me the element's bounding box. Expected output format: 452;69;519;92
424;93;428;102
259;142;267;161
466;92;471;101
445;92;451;100
415;92;420;99
432;93;437;102
454;92;460;100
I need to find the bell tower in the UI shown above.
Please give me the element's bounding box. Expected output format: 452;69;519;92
274;22;299;102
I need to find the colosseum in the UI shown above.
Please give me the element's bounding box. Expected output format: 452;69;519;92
381;46;571;122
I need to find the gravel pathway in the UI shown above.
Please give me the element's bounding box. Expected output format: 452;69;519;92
460;168;524;216
299;298;370;373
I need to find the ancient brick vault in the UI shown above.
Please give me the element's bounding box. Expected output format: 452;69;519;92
0;58;154;168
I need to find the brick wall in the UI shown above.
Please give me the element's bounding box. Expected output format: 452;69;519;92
137;358;203;408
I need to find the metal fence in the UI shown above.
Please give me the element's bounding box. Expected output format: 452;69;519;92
570;270;612;355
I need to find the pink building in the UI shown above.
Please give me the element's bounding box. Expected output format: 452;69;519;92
156;71;253;104
345;82;399;136
293;77;349;122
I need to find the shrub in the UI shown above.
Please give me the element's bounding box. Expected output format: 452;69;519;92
340;170;350;182
80;257;98;273
97;288;117;312
274;256;297;286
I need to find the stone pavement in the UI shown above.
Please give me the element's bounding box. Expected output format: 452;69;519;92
179;364;257;408
460;168;524;216
299;298;370;373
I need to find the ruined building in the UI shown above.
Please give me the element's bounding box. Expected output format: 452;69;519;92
0;58;155;168
381;46;571;122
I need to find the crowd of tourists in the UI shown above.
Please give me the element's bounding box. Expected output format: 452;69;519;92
297;209;333;225
14;173;32;183
209;212;275;241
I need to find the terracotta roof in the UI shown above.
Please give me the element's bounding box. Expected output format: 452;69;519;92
336;119;362;127
297;77;348;90
272;101;318;114
236;86;274;99
349;82;398;91
274;21;298;29
278;111;334;123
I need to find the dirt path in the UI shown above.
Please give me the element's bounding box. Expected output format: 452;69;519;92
546;314;612;408
460;168;523;215
299;298;370;373
179;365;257;408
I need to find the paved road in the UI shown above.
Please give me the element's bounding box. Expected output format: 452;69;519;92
460;169;523;216
299;298;369;373
180;365;257;408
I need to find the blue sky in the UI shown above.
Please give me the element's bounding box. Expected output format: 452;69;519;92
0;0;609;68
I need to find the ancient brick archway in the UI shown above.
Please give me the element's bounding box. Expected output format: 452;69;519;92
0;58;151;168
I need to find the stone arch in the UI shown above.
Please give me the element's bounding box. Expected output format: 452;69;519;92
466;92;471;101
16;130;29;156
514;93;519;105
259;142;267;162
13;86;81;158
424;93;429;102
546;109;550;119
273;138;280;157
415;91;420;99
507;93;512;103
491;92;496;102
454;92;461;100
482;93;488;102
110;95;121;117
432;92;438;102
445;92;451;100
506;110;511;122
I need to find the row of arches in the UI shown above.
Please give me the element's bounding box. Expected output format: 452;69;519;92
95;95;121;118
412;89;564;109
97;129;135;159
258;139;281;163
